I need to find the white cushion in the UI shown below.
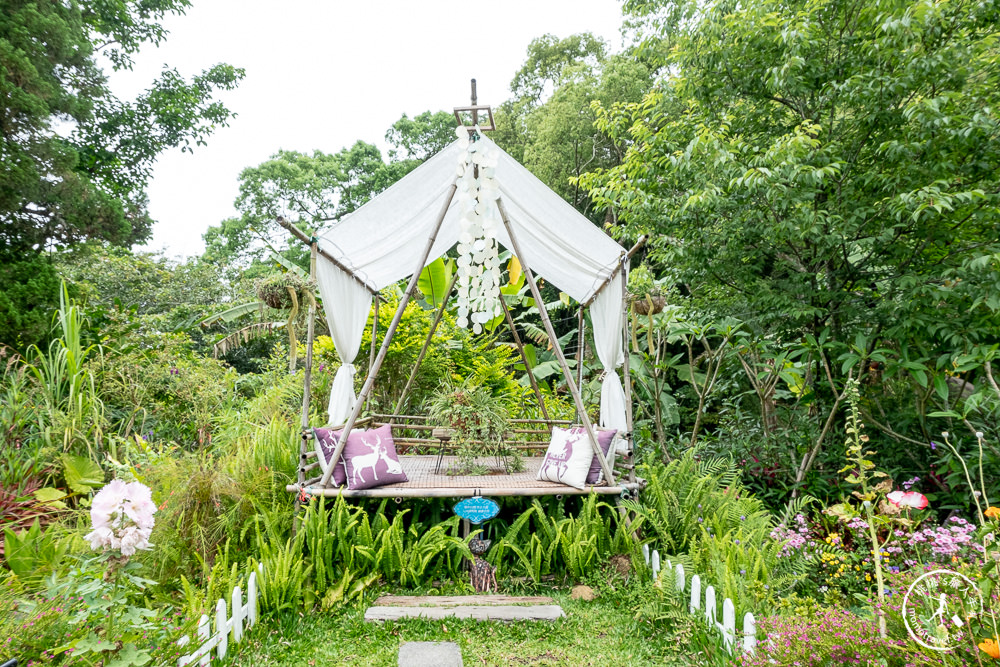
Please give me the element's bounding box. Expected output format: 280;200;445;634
537;426;596;490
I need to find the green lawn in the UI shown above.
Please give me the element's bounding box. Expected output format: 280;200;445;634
228;583;707;666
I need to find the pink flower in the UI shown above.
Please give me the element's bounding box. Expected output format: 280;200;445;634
887;490;928;509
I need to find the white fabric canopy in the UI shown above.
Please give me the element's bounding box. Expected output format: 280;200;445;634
316;137;623;304
314;135;628;426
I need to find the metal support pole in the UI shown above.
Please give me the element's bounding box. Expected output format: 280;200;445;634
316;183;458;488
496;197;616;485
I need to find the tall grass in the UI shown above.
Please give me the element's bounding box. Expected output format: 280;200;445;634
23;284;105;459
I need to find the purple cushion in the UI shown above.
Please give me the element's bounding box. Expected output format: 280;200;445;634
314;424;408;490
313;427;348;486
584;428;618;484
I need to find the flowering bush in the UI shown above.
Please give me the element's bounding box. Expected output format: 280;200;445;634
737;608;937;666
84;479;157;556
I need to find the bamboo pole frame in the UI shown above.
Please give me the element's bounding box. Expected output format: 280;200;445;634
620;255;637;485
276;218;378;295
581;234;648;308
391;270;459;418
293;242;318;523
495;197;616;486
574;307;585;423
316;182;459;488
500;292;550;422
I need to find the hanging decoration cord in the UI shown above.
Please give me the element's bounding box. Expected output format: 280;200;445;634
454;127;502;333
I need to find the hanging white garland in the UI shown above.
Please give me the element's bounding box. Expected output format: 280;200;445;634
454;126;502;334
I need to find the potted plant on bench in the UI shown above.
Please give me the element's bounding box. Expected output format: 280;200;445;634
428;379;523;475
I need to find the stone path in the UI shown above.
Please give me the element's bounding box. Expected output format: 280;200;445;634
398;641;463;667
368;594;565;623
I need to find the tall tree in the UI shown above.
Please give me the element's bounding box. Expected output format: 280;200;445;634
494;34;652;216
0;0;243;347
203;111;459;269
582;0;1000;348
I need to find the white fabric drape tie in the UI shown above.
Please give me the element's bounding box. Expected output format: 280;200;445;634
315;263;372;426
591;271;628;434
327;362;356;428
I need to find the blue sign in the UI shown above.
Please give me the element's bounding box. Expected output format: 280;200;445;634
454;497;500;524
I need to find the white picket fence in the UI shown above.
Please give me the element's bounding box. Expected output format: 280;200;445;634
643;545;757;655
177;567;263;666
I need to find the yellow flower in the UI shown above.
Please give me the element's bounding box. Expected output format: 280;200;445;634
979;638;1000;659
865;574;872;582
985;507;1000;520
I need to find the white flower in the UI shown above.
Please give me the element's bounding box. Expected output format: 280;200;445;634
85;480;157;555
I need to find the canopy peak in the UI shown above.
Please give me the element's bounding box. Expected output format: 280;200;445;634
453;78;495;133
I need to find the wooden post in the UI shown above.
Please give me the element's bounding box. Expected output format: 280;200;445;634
620;257;636;485
574;307;585;423
316;183;458;488
495;197;616;485
294;242;318;524
392;270;459;418
369;294;379;371
500;293;549;422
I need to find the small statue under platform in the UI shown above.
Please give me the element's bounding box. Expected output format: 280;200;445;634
469;537;497;593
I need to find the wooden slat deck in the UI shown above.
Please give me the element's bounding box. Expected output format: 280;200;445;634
288;455;643;499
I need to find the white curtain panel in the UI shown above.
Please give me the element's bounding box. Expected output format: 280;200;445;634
315;262;372;425
591;272;628;434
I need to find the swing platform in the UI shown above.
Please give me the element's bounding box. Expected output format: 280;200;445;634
288;415;643;500
289;454;643;499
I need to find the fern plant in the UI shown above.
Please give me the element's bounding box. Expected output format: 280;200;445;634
627;449;807;616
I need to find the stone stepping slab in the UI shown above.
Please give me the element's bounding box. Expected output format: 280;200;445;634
367;605;565;622
375;595;555;607
398;641;463;667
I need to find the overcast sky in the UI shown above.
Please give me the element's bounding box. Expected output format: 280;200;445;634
108;0;625;259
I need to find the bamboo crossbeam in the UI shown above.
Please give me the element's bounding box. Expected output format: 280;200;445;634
496;197;616;486
581;235;648;307
277;218;378;294
317;183;459;488
367;414;574;426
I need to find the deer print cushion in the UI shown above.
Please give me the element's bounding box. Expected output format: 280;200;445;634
537;426;599;490
313;424;408;490
585;428;618;485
